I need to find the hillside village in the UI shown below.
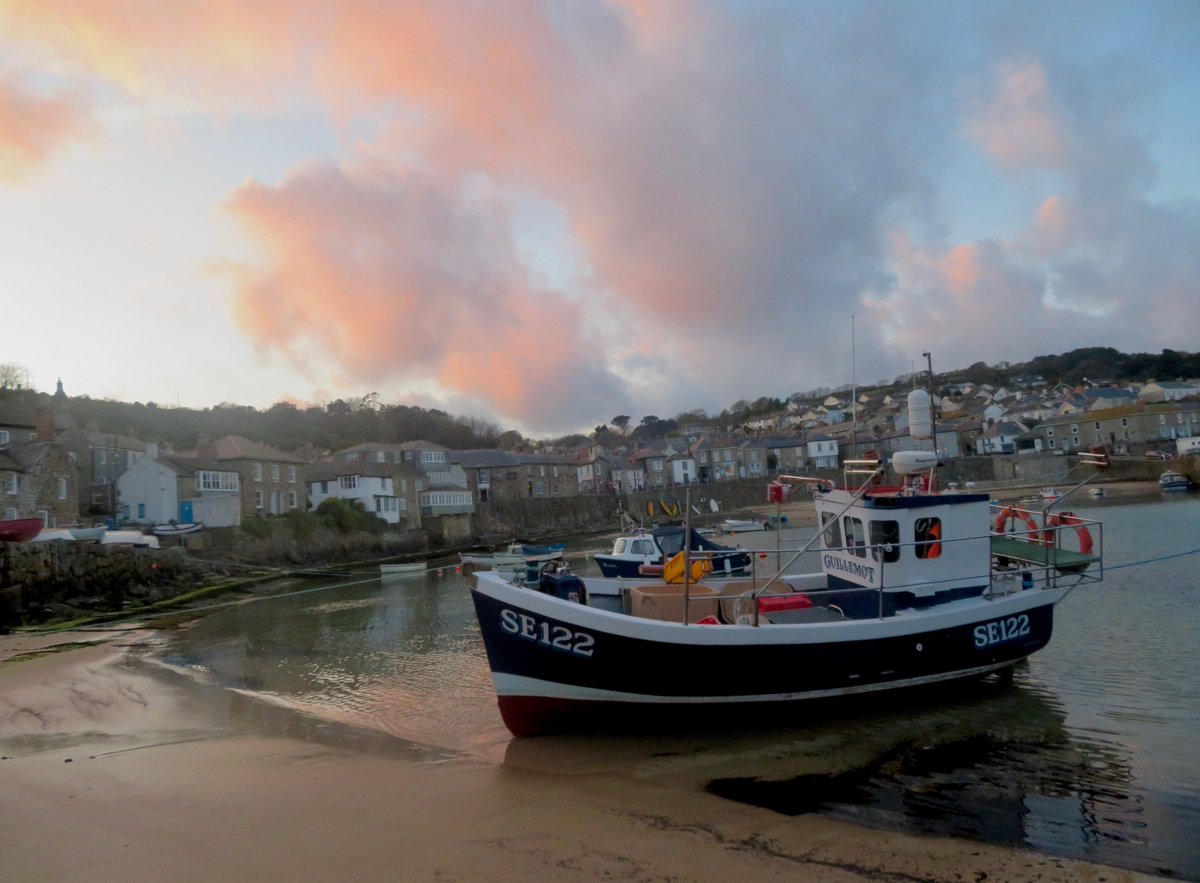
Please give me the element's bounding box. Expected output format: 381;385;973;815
3;367;1200;545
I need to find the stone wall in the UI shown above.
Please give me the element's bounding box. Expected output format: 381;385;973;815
0;541;214;629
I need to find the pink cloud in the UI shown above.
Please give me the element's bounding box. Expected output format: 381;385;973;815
0;74;96;181
224;160;628;429
968;60;1068;172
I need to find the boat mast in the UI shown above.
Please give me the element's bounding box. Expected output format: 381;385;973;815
922;350;936;458
851;314;857;460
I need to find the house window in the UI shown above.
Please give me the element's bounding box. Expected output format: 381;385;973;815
320;481;328;494
254;491;264;509
3;472;16;495
253;463;263;481
534;481;545;496
288;492;298;509
198;471;239;491
1047;428;1055;437
0;430;8;444
4;507;16;520
57;477;67;500
339;476;358;490
271;464;280;482
287;466;296;483
376;451;386;462
1094;422;1101;430
1121;418;1128;427
137;503;145;518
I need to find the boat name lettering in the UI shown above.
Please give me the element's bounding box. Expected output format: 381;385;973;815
973;614;1030;648
499;608;595;658
821;554;877;583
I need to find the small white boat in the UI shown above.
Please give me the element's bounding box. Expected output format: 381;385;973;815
101;530;160;548
720;518;766;533
379;562;427;575
29;528;75;543
1039;487;1063;502
68;526;106;542
1088;487;1106;498
151;522;203;537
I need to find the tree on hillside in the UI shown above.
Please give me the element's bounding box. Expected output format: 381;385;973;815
0;363;30;390
611;415;630;435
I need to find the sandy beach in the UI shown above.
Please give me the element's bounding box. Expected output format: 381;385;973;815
1;625;1159;883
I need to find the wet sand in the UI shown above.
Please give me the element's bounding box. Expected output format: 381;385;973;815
1;632;1157;882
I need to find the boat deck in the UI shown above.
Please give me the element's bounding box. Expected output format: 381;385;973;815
990;536;1100;571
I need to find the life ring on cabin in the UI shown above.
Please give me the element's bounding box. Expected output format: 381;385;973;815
927;521;942;558
993;507;1046;544
1044;511;1093;556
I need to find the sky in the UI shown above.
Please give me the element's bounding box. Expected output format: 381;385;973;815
2;1;1198;437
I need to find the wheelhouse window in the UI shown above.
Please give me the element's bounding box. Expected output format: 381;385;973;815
843;516;867;558
870;520;900;563
914;517;942;559
820;511;842;550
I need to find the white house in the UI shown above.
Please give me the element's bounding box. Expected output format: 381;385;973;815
806;435;838;469
305;460;418;526
116;445;242;527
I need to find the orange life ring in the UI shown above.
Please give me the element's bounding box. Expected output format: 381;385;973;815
1044;511;1093;555
927;521;942;558
993;507;1046;544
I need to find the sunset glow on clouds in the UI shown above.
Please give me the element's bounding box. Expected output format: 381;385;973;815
1;1;1197;434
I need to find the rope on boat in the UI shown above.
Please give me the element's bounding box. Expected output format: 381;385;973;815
1104;546;1200;570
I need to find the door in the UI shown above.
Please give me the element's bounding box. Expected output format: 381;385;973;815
179;500;194;524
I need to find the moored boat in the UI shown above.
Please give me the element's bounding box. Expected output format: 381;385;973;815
469;447;1110;737
593;525;750;579
720;518;766;533
460;543;565;569
379;562;427;575
0;517;44;543
1159;471;1192;491
151;522;203;537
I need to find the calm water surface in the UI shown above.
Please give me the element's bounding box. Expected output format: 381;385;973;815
155;492;1200;879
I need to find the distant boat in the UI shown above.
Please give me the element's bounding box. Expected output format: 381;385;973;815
151;522;203;537
1040;487;1063;502
0;517;44;543
721;518;766;533
1087;487;1106;498
460;543;565;569
1159;471;1192;491
379;562;426;575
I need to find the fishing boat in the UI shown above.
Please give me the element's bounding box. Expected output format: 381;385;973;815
29;528;75;542
592;525;751;579
68;526;106;542
379;562;427;575
460;543;565;569
468;446;1109;737
101;530;160;548
0;517;44;543
1159;471;1192;491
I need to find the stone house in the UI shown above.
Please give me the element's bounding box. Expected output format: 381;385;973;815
454;449;579;502
0;440;79;527
1030;403;1200;454
631;448;669;489
186;435;308;519
333;441;472;519
57;428;146;517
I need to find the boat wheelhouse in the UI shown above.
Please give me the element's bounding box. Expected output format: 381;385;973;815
593;525;751;579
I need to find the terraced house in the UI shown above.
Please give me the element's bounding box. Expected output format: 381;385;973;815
189;435;307;518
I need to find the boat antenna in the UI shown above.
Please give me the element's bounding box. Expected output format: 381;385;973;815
922;351;936;459
851;314;857;460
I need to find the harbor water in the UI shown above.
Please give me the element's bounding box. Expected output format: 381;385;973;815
153;491;1200;879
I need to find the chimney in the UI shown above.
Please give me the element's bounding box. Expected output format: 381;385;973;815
196;437;217;461
34;408;57;441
